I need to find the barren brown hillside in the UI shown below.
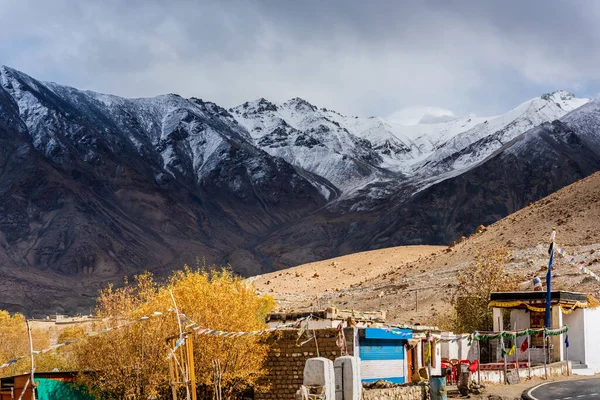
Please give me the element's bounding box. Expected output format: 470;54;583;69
252;172;600;326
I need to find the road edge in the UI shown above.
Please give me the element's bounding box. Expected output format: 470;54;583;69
522;381;553;400
521;378;599;399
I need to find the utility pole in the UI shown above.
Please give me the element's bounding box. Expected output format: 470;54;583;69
26;320;36;400
415;290;418;312
545;229;556;328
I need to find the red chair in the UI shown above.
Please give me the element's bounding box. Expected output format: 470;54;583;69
441;362;452;384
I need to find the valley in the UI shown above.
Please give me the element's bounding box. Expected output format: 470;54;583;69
1;65;600;314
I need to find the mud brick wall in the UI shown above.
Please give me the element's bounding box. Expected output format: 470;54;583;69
256;328;355;400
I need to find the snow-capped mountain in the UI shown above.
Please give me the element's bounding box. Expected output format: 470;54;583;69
0;65;327;313
257;98;600;267
0;64;599;314
230;90;588;200
231;98;394;199
415;90;588;176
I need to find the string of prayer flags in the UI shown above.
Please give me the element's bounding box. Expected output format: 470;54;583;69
470;325;568;343
556;246;600;283
0;307;302;372
0;312;167;371
435;334;472;343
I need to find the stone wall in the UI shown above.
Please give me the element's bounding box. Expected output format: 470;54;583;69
362;385;427;400
256;328;355;400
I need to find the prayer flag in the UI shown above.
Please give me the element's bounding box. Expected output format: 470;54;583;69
507;345;516;356
520;337;529;353
424;342;431;364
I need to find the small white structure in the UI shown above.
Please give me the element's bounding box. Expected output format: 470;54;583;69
490;290;600;373
304;357;336;400
334;356;361;400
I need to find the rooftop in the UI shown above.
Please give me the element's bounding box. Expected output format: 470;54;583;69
490;290;587;303
489;290;588;310
267;306;386;323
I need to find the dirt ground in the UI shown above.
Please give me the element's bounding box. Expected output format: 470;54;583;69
250;244;443;298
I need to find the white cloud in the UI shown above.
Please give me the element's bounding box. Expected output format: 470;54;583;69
1;0;599;117
387;106;456;126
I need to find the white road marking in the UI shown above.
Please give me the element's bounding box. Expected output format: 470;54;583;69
526;382;554;400
527;379;599;400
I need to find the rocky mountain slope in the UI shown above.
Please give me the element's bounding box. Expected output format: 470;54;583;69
0;65;599;314
0;66;327;313
256;99;600;267
253;171;600;324
231;91;587;201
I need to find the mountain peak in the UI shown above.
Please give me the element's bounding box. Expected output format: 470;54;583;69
235;97;278;115
541;90;576;102
285;97;317;112
0;65;14;74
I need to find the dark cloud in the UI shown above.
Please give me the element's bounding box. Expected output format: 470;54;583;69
1;0;599;118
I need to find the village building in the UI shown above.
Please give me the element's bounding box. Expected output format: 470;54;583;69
258;309;443;399
29;315;98;347
489;290;600;374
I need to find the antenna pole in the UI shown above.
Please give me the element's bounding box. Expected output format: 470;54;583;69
26;320;36;400
545;229;556;328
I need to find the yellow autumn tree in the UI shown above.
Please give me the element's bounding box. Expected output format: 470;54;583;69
73;267;276;399
0;311;29;378
452;247;521;333
0;311;55;378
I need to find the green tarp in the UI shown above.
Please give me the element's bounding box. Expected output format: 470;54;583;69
34;378;95;400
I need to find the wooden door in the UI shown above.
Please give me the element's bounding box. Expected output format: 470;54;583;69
406;346;414;382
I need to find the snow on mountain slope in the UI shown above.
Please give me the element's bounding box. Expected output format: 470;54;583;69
0;65;331;223
415;90;588;176
1;64;590;203
0;66;263;186
231;98;394;196
231;91;588;197
340;115;486;170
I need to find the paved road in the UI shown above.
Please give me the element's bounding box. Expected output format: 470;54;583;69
524;378;600;400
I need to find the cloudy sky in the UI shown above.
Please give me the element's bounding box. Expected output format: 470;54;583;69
2;0;600;124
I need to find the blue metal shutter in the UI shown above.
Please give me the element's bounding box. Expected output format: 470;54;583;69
359;338;406;384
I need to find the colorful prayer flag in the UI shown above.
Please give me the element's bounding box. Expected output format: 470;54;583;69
424;342;431;364
507;344;516;356
520;337;529;353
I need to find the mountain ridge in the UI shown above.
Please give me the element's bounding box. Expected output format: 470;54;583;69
0;65;599;314
252;170;600;323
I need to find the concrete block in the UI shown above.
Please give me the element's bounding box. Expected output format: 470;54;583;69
303;357;336;400
334;356;362;400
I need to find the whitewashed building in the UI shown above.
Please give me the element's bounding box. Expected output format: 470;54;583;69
489;290;600;374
